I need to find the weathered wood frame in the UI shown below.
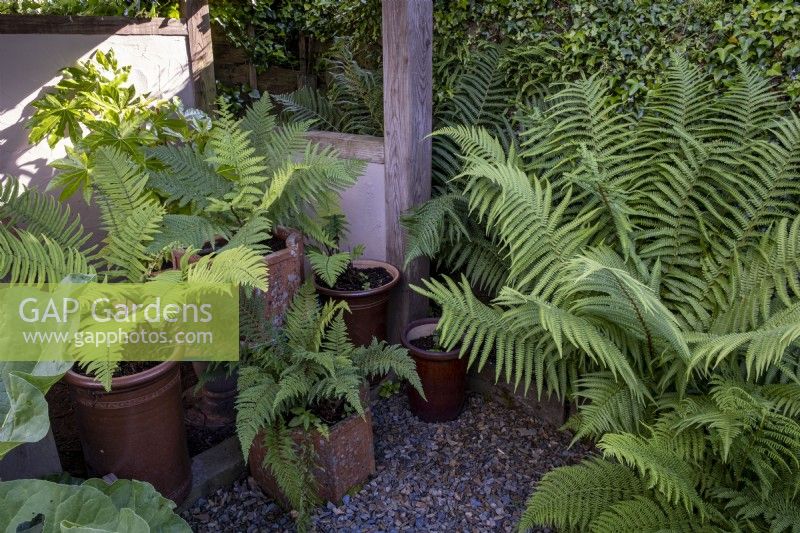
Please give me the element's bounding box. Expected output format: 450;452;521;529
382;1;433;341
0;0;216;110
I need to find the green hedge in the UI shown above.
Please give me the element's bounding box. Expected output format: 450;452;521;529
0;0;177;17
221;0;799;110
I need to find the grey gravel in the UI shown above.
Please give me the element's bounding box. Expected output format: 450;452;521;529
183;392;591;532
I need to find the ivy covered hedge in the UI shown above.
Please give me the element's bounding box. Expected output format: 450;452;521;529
213;0;800;110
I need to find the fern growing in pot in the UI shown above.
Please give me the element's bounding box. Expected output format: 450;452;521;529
0;148;268;502
404;56;800;531
307;213;401;346
236;282;423;531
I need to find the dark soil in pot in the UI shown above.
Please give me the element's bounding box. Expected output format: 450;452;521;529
409;334;448;352
315;265;393;292
197;235;287;257
71;361;158;377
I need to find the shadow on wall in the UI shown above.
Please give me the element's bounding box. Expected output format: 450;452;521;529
0;33;194;239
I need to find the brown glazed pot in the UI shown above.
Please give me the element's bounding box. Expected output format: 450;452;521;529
314;259;400;346
249;409;376;505
64;361;192;503
402;318;467;422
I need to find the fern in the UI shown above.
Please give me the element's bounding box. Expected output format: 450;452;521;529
401;59;800;531
149;94;361;255
235;282;422;528
307;250;352;287
0;176;92;251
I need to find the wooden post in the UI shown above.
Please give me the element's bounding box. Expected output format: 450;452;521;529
181;0;216;111
382;0;433;342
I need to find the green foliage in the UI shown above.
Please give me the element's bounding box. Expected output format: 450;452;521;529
236;282;422;529
307;244;365;288
152;95;363;251
404;59;800;530
27;50;207;203
297;0;800;111
274;41;384;136
0;478;190;532
0;362;72;460
0;0;178;17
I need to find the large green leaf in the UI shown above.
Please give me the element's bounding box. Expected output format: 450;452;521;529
0;478;190;532
0;362;71;459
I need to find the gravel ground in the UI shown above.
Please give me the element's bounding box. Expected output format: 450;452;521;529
183;392;592;532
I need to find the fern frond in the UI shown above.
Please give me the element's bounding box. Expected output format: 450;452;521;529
0;176;92;250
0;228;94;285
598;433;703;512
307;249;351;288
519;458;647;533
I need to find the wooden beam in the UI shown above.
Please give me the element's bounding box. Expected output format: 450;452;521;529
180;0;216;112
306;131;384;164
0;15;188;35
382;0;433;342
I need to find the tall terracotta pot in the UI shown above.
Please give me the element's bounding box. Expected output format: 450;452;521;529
314;259;400;346
64;361;192;503
402;318;467;422
258;226;305;328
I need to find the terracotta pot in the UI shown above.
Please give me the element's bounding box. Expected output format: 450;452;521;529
314;259;400;346
258;226;305;327
402;318;467;422
249;409;376;505
64;362;192;503
187;362;238;428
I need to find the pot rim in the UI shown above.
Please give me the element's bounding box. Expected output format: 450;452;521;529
313;259;401;298
64;360;178;391
401;317;461;361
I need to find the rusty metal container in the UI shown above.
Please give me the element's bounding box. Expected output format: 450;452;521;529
249;409;376;504
314;259;400;346
402;318;467;422
64;361;191;503
259;226;305;328
182;227;304;427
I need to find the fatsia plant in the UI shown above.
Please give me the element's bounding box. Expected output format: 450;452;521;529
405;56;800;531
28;49;206;203
235;282;423;531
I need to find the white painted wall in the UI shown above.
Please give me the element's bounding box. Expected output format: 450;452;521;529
338;162;387;262
0;33;194;234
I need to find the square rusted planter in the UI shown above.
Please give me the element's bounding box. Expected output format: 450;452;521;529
248;409;376;505
259;226;304;327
